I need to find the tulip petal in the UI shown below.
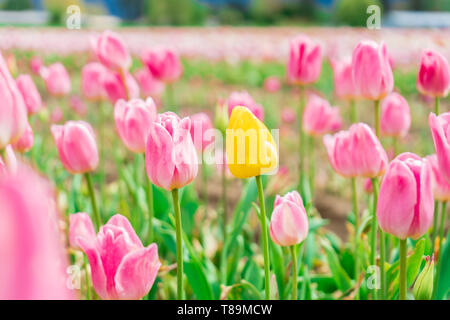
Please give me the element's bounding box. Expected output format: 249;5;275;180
106;214;143;248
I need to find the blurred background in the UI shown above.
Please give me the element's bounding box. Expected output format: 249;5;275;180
0;0;449;28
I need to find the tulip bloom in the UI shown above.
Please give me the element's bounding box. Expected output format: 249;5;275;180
323;123;388;178
269;191;308;246
102;69;139;103
141;47;183;83
71;213;161;300
114;98;157;153
227;91;264;121
51;121;99;174
226;106;278;179
428;154;450;202
0;164;74;299
429;112;450;184
287;35;322;85
81;62;107;101
41;63;71;96
352;41;394;100
417;50;450;98
331;58;355;101
93;30;131;72
0;53;28;149
303;95;342;136
16;74;42;115
30;56;43;75
189;112;214;152
380;92;411;138
263;76;281;93
12;121;33;153
145;112;198;191
134;68;165;98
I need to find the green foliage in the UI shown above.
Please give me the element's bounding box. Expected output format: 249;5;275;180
44;0;84;25
144;0;209;26
335;0;383;26
1;0;32;10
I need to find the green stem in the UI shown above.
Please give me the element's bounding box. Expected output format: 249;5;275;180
399;239;407;300
171;188;184;300
379;229;386;299
374;99;381;138
351;177;360;300
298;86;306;194
308;135;315;198
255;175;270;299
350;99;357;123
118;69;130;101
431;201;440;255
84;173;101;231
83;254;91;300
165;83;175;109
435;97;440;115
202;152;208;206
433;201;447;299
290;245;298;300
370;177;379;299
145;170;154;244
393;136;399;156
221;148;228;237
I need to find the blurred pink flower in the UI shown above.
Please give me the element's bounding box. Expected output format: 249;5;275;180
50;107;63;123
92;30;131;72
227;91;264;121
134;68;165;98
380;92;411;138
287;35;322;85
12;121;33;153
281;108;296;124
330;58;355;101
41;62;71;96
417;49;450;98
429;112;450;184
16;74;42;115
30;56;43;75
81;62;107;101
303;94;342;136
69;96;88;116
189;112;214;151
102;69;139;104
263;76;281;93
428;154;450;202
141;47;183;83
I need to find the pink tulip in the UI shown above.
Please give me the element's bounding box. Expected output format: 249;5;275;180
417;50;450;98
363;178;373;194
380;92;411;138
263;76;281;93
102;69;139;104
0;164;74;299
0;145;17;174
0;53;27;149
303;94;342;136
16;74;42;115
145;112;198;191
134;68;165;98
72;214;161;300
429;112;450;184
69;96;87;116
50;107;63;123
227;91;264;121
141;47;183;83
323;123;388;178
114;98;157;153
352;41;394;100
93;30;131;72
331;58;355;101
269;191;308;246
41;62;71;96
12;121;33;153
189;112;214;151
287;35;322;85
69;212;96;250
377;153;434;240
81;62;107;101
281;108;296;124
428;154;450;202
30;56;43;75
51;121;99;174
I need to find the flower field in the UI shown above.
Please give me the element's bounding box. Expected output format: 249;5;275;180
0;26;449;301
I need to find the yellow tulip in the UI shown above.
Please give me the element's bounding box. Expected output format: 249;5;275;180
226;106;278;178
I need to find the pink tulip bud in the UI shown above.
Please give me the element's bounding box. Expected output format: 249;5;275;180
377;153;434;240
269;190;308;246
51;121;99;174
145;112;198;191
141;47;183;83
363;178;373;194
69;95;87;116
68;212;96;250
303;94;342;136
114;98;157;153
16;74;42;115
352;41;394;100
73;214;161;300
134;68;165;98
263;76;281;93
102;69;139;104
281;108;296;124
323;123;388;178
41;62;71;96
287;35;322;85
428;154;450;202
81;62;107;101
417;49;450;98
227;91;264;121
189;112;214;151
93;30;131;72
380;92;411;138
30;56;43;75
0;164;74;299
0;145;17;174
0;53;28;150
331;58;355;101
50;107;63;123
12;121;33;153
429;112;450;184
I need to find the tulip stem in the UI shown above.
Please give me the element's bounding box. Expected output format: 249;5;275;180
0;148;6;163
379;229;386;299
370;177;379;299
351;177;360;300
84;173;101;231
350;99;357;123
399;239;407;300
431;201;440;255
171;188;184;300
298;86;306;195
435;97;440;115
83;254;91;300
290;245;298;300
202;152;208;207
145;174;154;244
255;175;270;300
393;137;399;156
308;135;315;198
374;99;381;138
119;69;130;100
221;148;228;236
433;201;447;299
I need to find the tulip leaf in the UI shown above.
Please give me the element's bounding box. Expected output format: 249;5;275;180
184;259;214;300
269;239;286;299
321;239;352;293
436;236;450;300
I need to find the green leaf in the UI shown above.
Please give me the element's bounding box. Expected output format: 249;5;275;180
321;239;352;293
436;236;450;300
269;240;286;299
184;259;214;300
